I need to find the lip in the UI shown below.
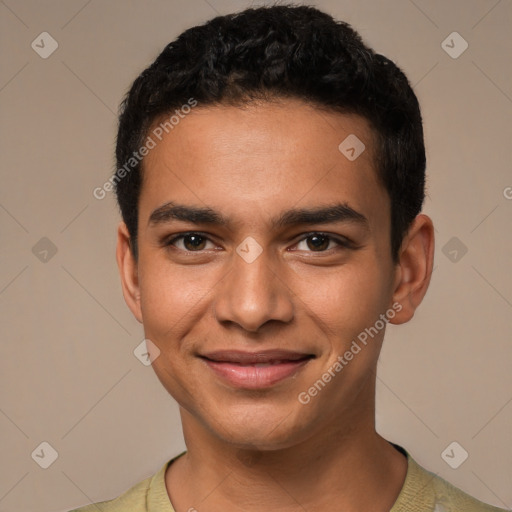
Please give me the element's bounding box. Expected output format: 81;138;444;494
200;350;314;389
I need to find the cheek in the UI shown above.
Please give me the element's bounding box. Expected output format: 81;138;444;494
299;263;391;346
136;258;208;402
137;256;195;341
137;247;218;328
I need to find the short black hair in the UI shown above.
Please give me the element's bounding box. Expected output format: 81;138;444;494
115;4;425;263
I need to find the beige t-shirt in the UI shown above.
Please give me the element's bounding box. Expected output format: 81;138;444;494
69;445;509;511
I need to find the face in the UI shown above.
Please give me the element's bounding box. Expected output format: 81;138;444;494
119;99;406;450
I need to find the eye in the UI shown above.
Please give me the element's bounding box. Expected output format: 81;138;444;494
163;231;352;254
294;232;351;252
165;232;216;252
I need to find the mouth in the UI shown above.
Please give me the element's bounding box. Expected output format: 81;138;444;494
199;350;315;389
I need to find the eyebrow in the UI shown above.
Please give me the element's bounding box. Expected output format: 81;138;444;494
148;201;369;231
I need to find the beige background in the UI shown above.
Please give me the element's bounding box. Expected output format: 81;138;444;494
0;1;511;511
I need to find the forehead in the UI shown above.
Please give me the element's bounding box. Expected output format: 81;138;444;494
139;99;387;231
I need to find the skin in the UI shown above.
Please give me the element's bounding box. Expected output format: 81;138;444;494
116;98;435;512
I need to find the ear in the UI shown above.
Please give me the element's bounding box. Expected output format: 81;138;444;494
116;221;143;323
388;214;435;324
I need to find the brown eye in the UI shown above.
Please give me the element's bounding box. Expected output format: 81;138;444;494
306;234;330;251
295;233;349;252
166;233;214;251
183;234;207;251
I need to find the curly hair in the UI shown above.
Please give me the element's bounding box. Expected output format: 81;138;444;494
115;4;425;263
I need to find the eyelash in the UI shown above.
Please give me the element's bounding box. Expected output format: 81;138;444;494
163;231;353;254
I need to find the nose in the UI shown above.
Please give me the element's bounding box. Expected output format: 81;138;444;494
213;247;294;333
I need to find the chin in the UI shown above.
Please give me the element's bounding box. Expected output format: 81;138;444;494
204;401;316;451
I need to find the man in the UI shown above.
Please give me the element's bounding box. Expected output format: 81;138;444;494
71;4;508;512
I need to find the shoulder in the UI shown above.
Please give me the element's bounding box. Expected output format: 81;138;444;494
67;474;153;512
429;469;510;512
66;452;183;512
392;446;510;512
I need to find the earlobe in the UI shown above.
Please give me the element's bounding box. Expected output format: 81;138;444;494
116;221;143;323
389;214;435;325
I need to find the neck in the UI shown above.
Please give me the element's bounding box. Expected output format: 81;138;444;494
165;379;407;512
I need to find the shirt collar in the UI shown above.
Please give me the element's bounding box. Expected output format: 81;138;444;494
147;446;436;512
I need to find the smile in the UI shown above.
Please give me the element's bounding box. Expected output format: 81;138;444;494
199;350;315;389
